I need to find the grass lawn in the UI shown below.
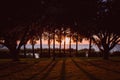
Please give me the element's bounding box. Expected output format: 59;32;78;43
0;57;120;80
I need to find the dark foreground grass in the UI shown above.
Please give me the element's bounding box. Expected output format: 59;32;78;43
0;57;120;80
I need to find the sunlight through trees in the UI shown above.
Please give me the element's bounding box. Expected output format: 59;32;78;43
0;0;120;60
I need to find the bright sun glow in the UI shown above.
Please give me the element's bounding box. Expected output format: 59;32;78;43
32;37;89;45
65;37;70;44
61;37;70;44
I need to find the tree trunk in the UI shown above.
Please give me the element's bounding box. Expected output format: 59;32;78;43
59;29;62;54
69;34;72;57
48;32;51;57
39;36;42;57
32;39;35;58
76;34;78;56
103;50;110;60
64;33;66;56
7;26;29;61
53;31;55;60
88;37;92;56
9;47;19;61
23;44;26;58
59;39;62;54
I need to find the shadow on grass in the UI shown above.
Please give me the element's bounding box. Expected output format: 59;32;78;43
0;60;40;77
85;60;120;74
71;58;100;80
40;60;59;80
0;62;19;70
60;58;66;80
26;59;55;80
110;59;120;62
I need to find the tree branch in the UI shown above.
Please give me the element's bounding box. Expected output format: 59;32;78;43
92;37;103;52
0;41;4;45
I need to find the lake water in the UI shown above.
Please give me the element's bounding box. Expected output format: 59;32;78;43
20;44;120;52
1;44;120;52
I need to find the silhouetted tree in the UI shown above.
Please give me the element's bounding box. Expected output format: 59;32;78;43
56;27;63;54
91;0;120;60
92;31;120;59
63;26;66;55
69;30;72;56
23;39;29;58
66;28;73;56
0;26;29;61
72;21;84;56
0;0;47;60
52;27;56;60
23;44;27;58
38;29;43;58
35;22;44;58
29;25;38;58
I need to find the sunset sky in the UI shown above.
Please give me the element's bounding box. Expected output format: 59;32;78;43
33;37;89;45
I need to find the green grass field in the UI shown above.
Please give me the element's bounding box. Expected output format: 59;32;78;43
0;57;120;80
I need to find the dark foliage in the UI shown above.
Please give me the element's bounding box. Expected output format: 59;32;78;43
0;0;120;60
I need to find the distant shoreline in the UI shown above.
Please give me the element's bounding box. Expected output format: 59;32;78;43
1;44;120;52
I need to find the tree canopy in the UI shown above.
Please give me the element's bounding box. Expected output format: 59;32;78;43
0;0;120;60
